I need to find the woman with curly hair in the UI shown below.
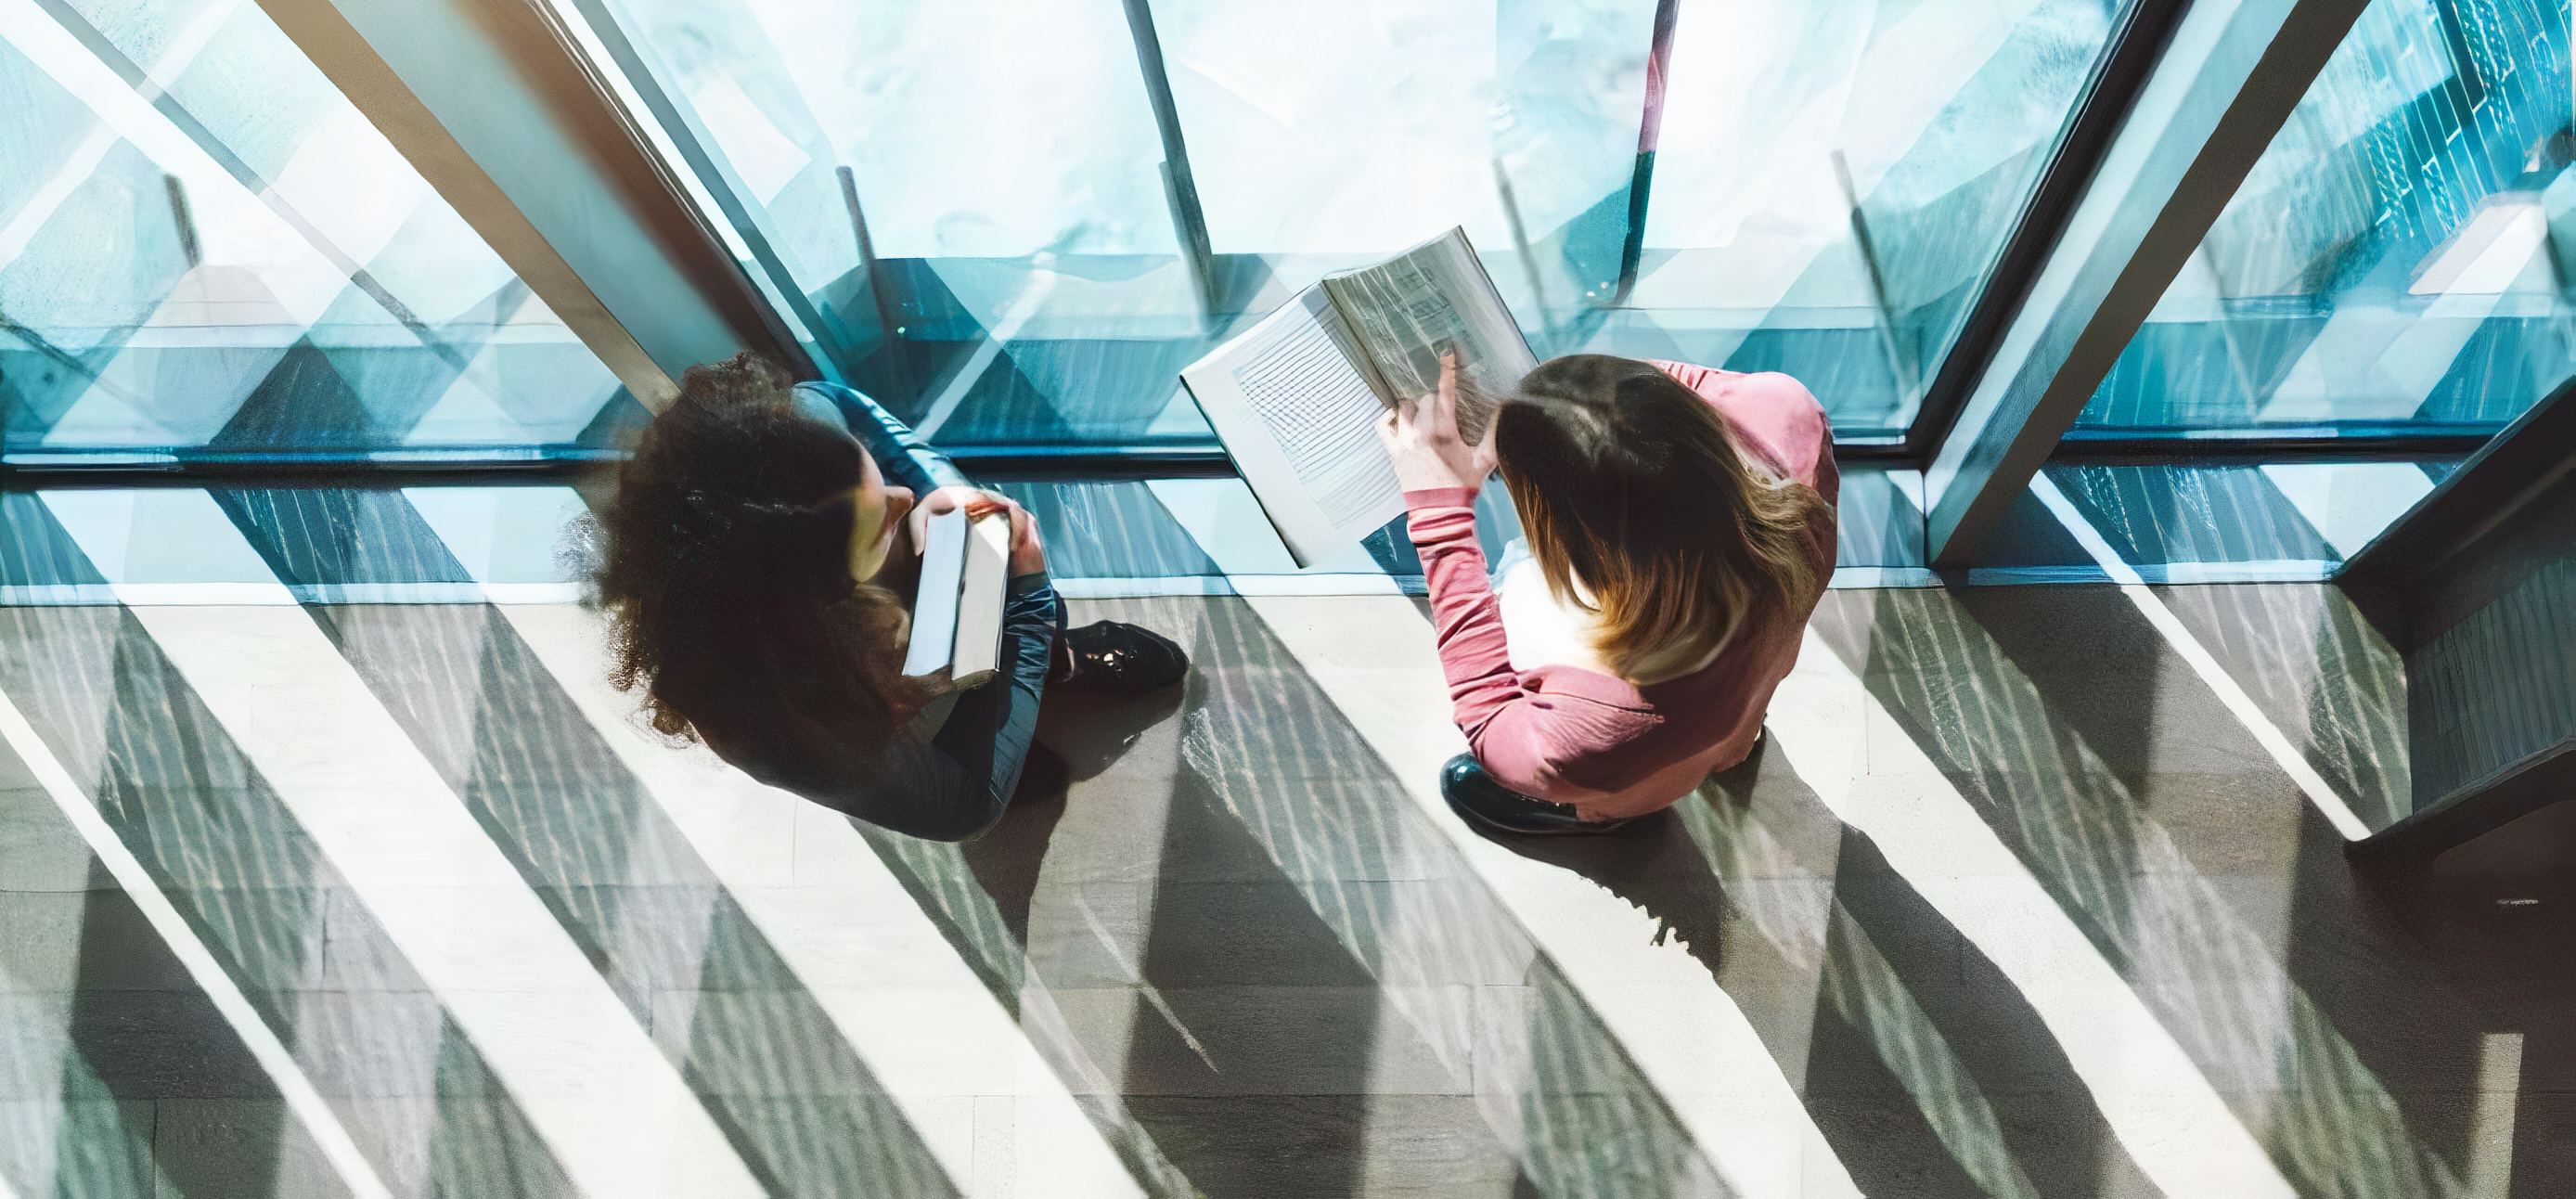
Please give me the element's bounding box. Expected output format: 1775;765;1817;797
591;352;1187;841
1379;353;1836;834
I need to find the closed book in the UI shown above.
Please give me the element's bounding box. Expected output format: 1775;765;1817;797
948;512;1013;689
902;508;969;678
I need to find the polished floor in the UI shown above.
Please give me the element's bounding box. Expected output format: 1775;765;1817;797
1;486;2570;1197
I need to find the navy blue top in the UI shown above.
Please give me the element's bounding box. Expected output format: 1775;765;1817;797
711;382;1058;842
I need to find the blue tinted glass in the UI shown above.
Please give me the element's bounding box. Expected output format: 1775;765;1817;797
599;0;1208;449
0;1;625;463
2075;0;2573;437
1977;458;2457;581
600;0;2127;448
1152;1;1655;272
1609;0;2124;435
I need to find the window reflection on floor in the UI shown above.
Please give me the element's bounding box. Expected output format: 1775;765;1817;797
0;476;2561;1197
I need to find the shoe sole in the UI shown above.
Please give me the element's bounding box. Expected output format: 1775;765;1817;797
1444;793;1635;837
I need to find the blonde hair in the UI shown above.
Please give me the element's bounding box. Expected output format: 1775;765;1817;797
1496;355;1827;684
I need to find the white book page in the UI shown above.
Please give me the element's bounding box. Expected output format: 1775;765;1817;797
1321;226;1537;445
1236;302;1402;531
1181;290;1406;567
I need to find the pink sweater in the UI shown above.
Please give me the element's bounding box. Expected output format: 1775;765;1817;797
1403;362;1839;820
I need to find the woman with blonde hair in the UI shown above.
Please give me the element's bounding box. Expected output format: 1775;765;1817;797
1378;352;1836;834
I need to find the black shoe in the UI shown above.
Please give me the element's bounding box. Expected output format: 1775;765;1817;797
1439;754;1635;835
1052;621;1188;694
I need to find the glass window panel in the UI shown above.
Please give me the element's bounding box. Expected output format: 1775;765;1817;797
1151;1;1655;257
1980;457;2460;581
1611;0;2124;435
2073;0;2572;439
599;0;2123;449
0;0;624;462
597;0;1205;448
1146;0;1661;399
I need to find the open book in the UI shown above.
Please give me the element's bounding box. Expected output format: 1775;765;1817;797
1180;227;1537;567
902;509;1013;689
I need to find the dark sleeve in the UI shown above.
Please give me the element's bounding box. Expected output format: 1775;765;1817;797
798;380;970;496
908;571;1059;834
734;575;1059;842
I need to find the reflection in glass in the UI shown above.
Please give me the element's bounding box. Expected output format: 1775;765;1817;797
1152;1;1655;292
0;0;625;462
2079;0;2574;436
2017;459;2461;578
1611;0;2124;433
595;0;1205;449
592;0;2127;446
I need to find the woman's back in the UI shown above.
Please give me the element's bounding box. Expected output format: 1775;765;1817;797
1401;360;1837;822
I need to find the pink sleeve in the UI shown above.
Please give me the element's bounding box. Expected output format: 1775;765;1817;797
1648;362;1828;488
1403;488;1661;802
1402;485;1518;737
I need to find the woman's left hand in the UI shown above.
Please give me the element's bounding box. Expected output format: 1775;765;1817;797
906;486;1045;578
1377;352;1497;493
907;485;1012;552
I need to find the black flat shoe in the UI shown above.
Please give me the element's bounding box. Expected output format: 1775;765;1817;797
1439;754;1635;835
1052;620;1188;694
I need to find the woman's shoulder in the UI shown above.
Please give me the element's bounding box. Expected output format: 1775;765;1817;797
1645;362;1827;486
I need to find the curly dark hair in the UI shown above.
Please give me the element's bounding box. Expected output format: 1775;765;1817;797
592;352;936;751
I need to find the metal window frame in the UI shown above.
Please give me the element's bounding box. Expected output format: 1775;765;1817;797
1900;0;2191;460
197;0;2409;511
556;0;865;388
1918;0;2373;566
255;0;810;413
2338;374;2576;650
2337;369;2576;865
1121;0;1217;316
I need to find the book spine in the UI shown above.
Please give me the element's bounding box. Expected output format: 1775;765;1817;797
1317;276;1399;405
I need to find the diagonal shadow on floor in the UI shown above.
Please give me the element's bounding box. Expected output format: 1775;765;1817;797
1484;734;2157;1199
875;597;1530;1198
210;486;960;1198
866;595;1747;1197
1953;585;2492;1169
2367;795;2576;1197
311;600;960;1199
0;604;575;1199
1821;584;2487;1198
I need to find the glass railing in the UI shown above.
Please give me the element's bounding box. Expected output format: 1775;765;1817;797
2071;0;2573;443
0;0;627;466
1604;0;2128;438
585;0;2134;449
583;0;1208;451
0;0;2148;464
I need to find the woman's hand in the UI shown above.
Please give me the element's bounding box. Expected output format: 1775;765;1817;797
907;486;1007;550
1377;352;1497;493
1000;499;1046;578
908;486;1046;577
